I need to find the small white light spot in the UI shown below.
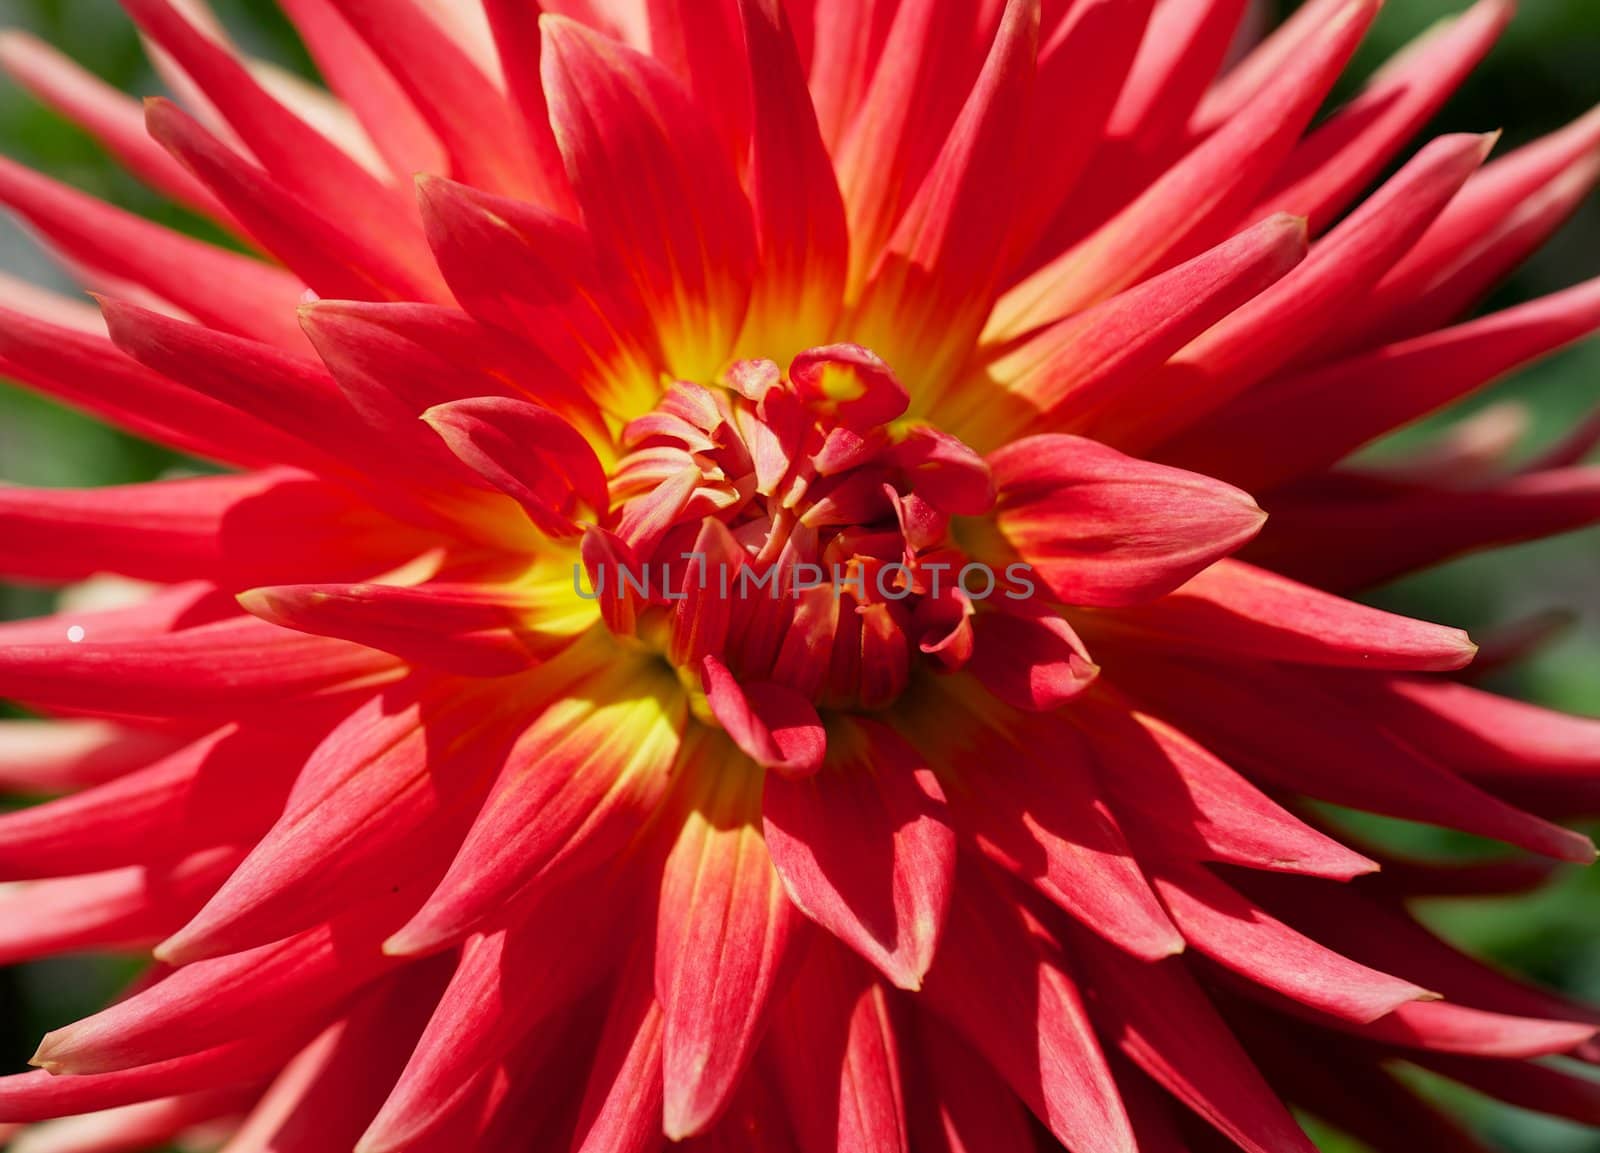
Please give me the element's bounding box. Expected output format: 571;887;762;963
66;625;85;644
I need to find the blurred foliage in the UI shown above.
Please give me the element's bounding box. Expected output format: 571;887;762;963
0;0;1596;1150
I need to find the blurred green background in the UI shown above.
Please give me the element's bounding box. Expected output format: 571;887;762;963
0;0;1596;1149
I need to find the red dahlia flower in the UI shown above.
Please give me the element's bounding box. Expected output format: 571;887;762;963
1;0;1600;1149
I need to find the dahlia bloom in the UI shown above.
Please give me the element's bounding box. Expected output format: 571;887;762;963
1;0;1600;1149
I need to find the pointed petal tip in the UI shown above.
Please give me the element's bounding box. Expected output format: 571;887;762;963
1277;212;1311;249
234;587;274;618
149;935;190;966
379;927;435;958
660;1110;697;1144
27;1034;69;1076
0;28;36;57
661;1082;730;1144
352;1133;391;1153
380;913;462;958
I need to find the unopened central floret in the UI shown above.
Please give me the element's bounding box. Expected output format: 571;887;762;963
584;344;1010;711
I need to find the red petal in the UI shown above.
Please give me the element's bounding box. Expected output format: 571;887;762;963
1086;559;1479;672
805;0;897;153
1167;276;1600;492
1116;656;1598;864
7;1087;258;1153
385;651;683;955
0;154;305;349
328;0;560;203
0;847;239;965
848;0;1039;391
360;876;634;1153
902;1011;1036;1153
1240;871;1600;1035
0;304;303;467
153;675;516;963
990;0;1372;340
98;296;357;476
763;719;956;990
215;960;451;1153
1149;859;1433;1023
0;722;305;880
946;715;1184;960
276;0;448;181
120;0;426;255
1109;131;1497;450
570;939;664;1153
670;519;749;667
970;213;1306;443
832;0;984;299
887;425;995;515
541;14;756;380
1328;104;1600;353
0;31;225;220
789;343;910;431
921;869;1135;1153
1073;700;1379;881
1252;466;1600;591
657;740;804;1138
1063;917;1319;1153
481;0;581;216
702;656;827;779
414;175;658;418
988;434;1265;607
0;616;398;719
1251;0;1512;232
1004;0;1150;262
0;720;188;795
968;606;1099;711
239;579;589;677
735;0;849;358
0;1036;296;1124
30;894;415;1076
421;395;609;537
144;98;444;303
646;0;751;169
0;473;270;585
770;940;910;1153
